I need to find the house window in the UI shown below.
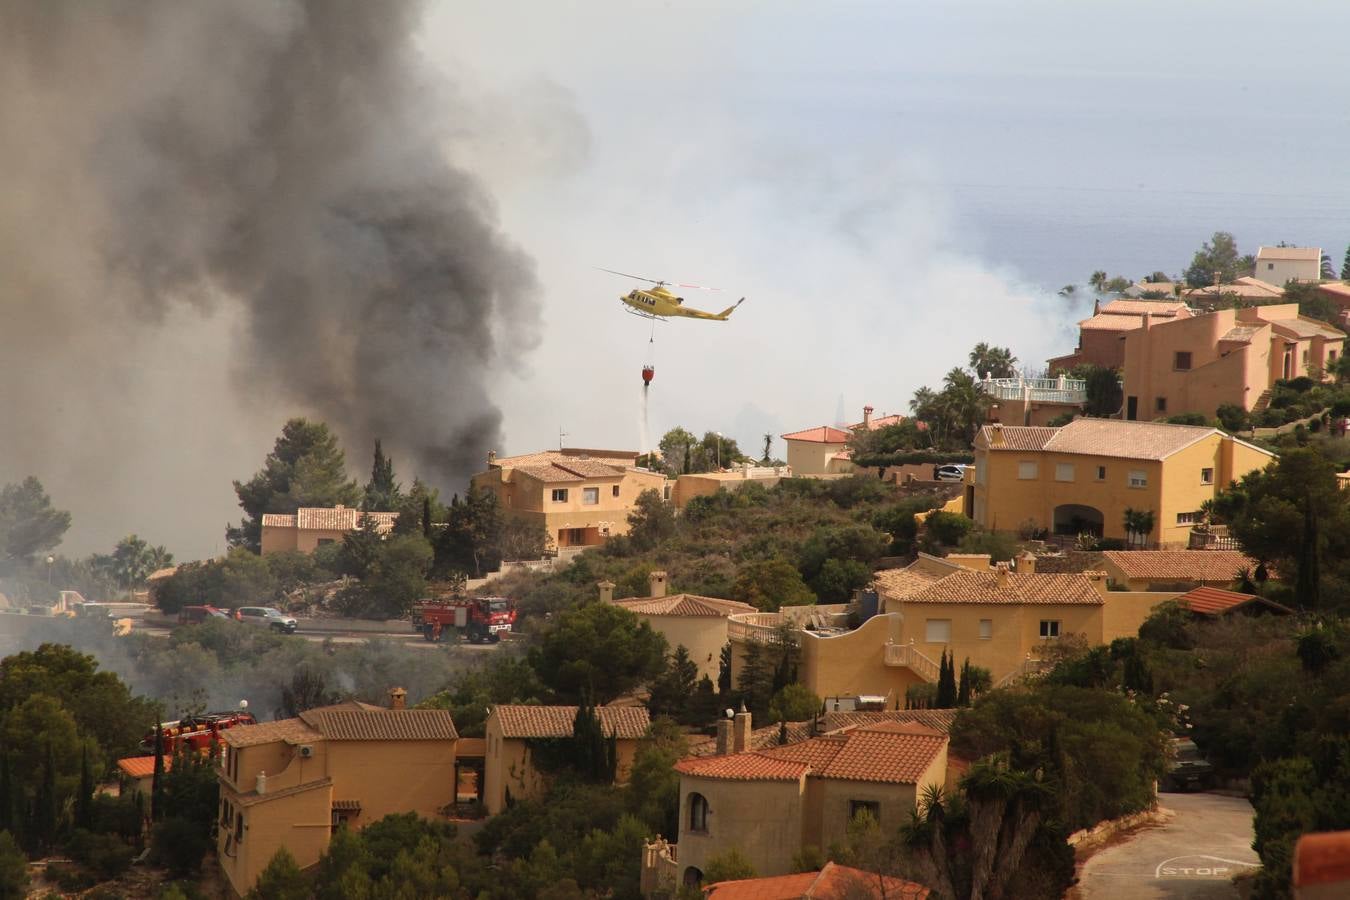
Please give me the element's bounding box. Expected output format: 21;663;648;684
1201;467;1214;485
235;812;244;842
849;799;881;824
1331;349;1339;362
688;793;709;833
925;619;952;643
1128;470;1147;488
551;488;569;502
1039;620;1061;639
583;487;599;505
1174;351;1192;371
562;528;587;545
1054;463;1075;482
1303;349;1309;365
316;538;335;547
1096;466;1106;481
1267;262;1275;270
979;619;993;640
1177;511;1198;525
612;485;621;497
1155;396;1167;413
1017;462;1039;480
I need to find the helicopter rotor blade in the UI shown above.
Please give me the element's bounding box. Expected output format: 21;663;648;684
596;267;666;284
668;281;724;292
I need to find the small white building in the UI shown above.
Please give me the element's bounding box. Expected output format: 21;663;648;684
1255;246;1322;286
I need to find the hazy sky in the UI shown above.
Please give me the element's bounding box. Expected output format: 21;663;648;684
8;0;1350;561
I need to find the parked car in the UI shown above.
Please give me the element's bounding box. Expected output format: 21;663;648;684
1162;737;1215;792
934;464;971;482
177;605;230;625
235;606;298;634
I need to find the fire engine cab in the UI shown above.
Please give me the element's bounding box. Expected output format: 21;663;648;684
411;596;516;644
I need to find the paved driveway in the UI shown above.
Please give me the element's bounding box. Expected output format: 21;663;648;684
1077;793;1259;899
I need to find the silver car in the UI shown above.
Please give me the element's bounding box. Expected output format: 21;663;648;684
235;606;298;634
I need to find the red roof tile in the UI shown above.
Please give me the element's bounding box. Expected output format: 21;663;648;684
781;426;852;444
678;724;946;785
117;756;172;779
1177;586;1294;616
674;752;811;782
706;862;929;898
903;571;1103;605
298;708;457;741
1101;550;1256;582
977;425;1057;451
492;705;651;739
611;594;756;617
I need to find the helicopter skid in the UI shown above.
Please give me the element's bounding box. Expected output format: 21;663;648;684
622;305;665;322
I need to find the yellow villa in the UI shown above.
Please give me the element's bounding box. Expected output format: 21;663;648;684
604;572;756;683
470;448;666;551
482;705;650;815
215;692;457;896
259;506;398;555
972;418;1276;547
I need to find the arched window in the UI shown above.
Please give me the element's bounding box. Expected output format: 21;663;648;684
683;866;704;887
688;793;709;833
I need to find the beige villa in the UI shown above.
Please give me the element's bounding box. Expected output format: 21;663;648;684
781;406;904;476
215;692;457;896
471;448;666;551
260;506;398;555
482;704;650;815
604;571;755;683
1099;549;1257;592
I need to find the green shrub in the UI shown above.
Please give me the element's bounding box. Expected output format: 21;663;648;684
68;828;135;880
926;511;974;546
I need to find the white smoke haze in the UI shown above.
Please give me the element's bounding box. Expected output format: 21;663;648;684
0;0;555;559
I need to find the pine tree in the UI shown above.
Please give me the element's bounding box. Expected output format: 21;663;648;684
76;744;93;830
1342;244;1350;280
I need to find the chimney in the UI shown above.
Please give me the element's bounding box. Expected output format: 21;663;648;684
388;687;407;710
1085;571;1109;596
256;771;267;795
862;405;873;429
487;449;497;466
648;570;668;599
598;580;615;604
733;704;752;753
1142;310;1152;330
715;717;732;756
989;424;1005;446
995;562;1010;589
1016;551;1036;575
1093;297;1101;315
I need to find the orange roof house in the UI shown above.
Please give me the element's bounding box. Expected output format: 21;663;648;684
704;861;929;899
604;572;756;682
482;704;651;815
1049;297;1194;372
1175;585;1293;617
1100;550;1258;591
260;506;398;555
781;405;905;477
671;716;948;884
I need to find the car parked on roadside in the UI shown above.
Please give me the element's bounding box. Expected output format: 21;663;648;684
235;606;298;634
177;605;230;625
934;464;971;482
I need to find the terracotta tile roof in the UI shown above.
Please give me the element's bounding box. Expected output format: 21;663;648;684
117;756;172;779
231;776;332;808
1295;830;1350;888
1256;245;1321;261
1042;418;1218;461
850;413;905;431
222;718;323;748
1177;586;1294;616
493;449;635;469
706;862;929;899
492;705;651;739
675;752;811;782
1317;281;1350;299
1184;277;1284;300
1101;550;1256;581
1100;299;1188;317
977;425;1057;451
1078;312;1144;331
298;709;457;741
261;513;297;528
873;566;946;600
515;464;583;483
904;570;1103;605
781;426;852;444
296;507;398;532
611;594;756;617
554;458;627;479
819;709;959;734
687;722;816;757
679;723;946;785
1270;316;1345;341
332;799;361;811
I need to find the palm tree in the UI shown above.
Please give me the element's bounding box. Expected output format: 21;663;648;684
761;433;772;464
941;368;989;447
1123;508;1155;548
1089;270;1108;293
968;343;1018;379
1058;284;1077;298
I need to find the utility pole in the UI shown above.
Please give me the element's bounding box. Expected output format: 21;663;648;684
559;427;568;451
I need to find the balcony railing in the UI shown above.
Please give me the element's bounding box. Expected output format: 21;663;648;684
994;654;1052;689
883;641;941;683
727;612;787;645
978;375;1088;405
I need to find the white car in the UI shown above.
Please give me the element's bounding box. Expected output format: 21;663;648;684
235;606;298;634
934;464;971;482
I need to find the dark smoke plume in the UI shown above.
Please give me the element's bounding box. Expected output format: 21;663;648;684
0;1;538;553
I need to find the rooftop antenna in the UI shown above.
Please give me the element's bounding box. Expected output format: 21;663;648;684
559;427;568;451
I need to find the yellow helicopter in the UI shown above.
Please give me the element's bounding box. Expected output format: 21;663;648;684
600;268;745;321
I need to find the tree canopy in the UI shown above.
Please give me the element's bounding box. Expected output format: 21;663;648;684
1183;231;1248;287
0;476;71;565
527;603;667;704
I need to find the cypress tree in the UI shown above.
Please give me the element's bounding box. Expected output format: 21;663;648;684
76;744;93;830
957;659;972;708
936;650;957;709
1342;244;1350;280
151;722;165;822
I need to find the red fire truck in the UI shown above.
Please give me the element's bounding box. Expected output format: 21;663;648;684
140;710;257;753
411;596;516;643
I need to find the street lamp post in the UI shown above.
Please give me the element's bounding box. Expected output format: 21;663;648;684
46;555;54;585
715;432;722;469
